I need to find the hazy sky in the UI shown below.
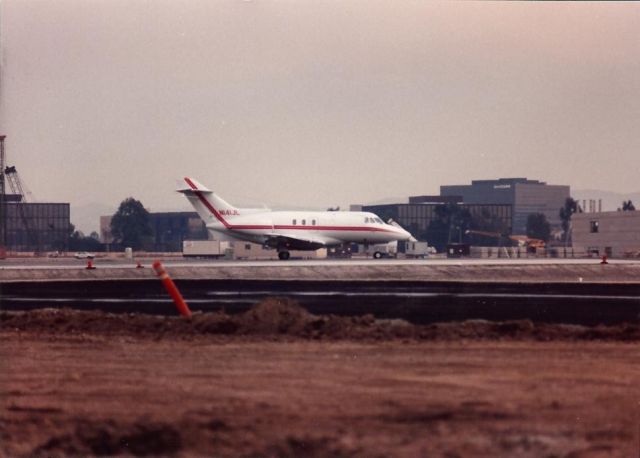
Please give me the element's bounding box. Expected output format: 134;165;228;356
1;1;639;217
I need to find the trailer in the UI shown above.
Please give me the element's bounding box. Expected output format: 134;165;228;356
182;240;230;258
404;241;432;258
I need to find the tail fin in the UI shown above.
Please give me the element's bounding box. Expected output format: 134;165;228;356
177;177;240;227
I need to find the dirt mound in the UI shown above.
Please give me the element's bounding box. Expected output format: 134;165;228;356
20;414;361;458
235;297;314;334
2;299;639;341
32;420;181;457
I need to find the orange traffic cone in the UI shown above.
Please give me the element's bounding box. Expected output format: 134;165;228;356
600;255;608;265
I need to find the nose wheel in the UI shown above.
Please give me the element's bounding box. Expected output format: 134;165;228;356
278;251;290;260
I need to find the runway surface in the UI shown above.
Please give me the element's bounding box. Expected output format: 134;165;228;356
2;257;640;270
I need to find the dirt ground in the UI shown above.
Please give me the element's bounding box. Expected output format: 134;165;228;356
1;300;639;457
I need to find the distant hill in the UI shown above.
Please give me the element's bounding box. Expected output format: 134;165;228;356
572;190;640;212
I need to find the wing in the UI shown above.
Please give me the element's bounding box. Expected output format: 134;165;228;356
262;233;341;251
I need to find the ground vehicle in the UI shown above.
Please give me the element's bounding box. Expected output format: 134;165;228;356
74;252;95;259
405;241;432;258
366;242;398;259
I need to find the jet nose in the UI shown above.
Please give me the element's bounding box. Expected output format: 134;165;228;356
396;226;412;241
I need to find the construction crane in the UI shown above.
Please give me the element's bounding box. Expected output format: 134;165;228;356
4;166;34;203
3;156;40;252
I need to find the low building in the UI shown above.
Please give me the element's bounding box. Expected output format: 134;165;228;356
2;202;70;252
572;211;640;258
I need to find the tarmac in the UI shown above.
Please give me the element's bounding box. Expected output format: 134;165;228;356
1;257;639;284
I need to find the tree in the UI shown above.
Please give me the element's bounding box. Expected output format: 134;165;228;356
464;208;512;247
559;197;579;243
621;200;636;211
69;228;103;251
110;198;153;250
526;213;551;242
426;203;472;252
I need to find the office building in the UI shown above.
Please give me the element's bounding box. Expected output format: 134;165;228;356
440;178;569;234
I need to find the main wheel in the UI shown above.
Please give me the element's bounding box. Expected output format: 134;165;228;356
278;251;290;260
373;251;383;259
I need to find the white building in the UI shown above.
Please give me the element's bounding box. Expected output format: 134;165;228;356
572;211;640;258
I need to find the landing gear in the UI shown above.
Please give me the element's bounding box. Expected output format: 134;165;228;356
278;251;290;260
373;251;383;259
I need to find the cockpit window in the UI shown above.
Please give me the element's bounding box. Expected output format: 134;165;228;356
365;217;370;223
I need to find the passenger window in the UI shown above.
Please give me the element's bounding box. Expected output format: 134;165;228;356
302;219;306;225
312;219;316;226
293;219;297;225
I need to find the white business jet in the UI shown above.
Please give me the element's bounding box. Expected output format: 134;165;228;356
178;177;413;260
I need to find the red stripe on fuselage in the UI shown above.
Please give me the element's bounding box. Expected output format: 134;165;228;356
224;225;397;233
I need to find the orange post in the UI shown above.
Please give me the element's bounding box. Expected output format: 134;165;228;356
152;261;192;318
600;255;608;265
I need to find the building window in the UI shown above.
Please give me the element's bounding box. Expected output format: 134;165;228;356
245;244;251;250
590;221;599;233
